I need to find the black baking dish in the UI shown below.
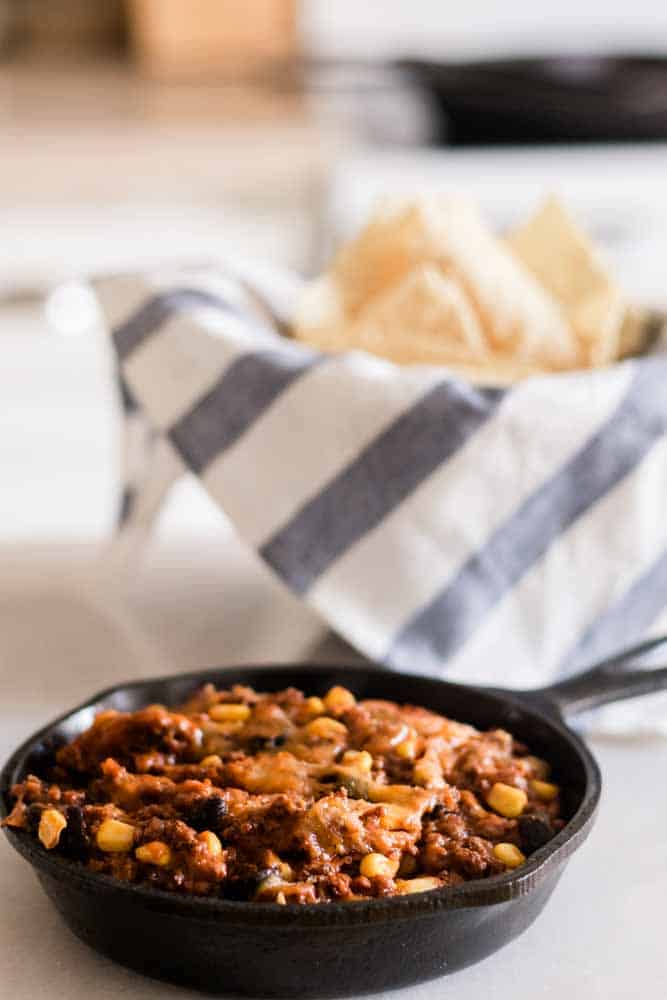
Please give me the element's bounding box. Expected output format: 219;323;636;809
3;643;667;997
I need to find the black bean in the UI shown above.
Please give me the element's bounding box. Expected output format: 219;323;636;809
26;804;42;835
221;867;274;901
317;769;370;798
518;815;553;854
337;774;371;799
427;804;454;820
60;805;90;858
246;736;269;753
190;794;228;833
246;734;287;753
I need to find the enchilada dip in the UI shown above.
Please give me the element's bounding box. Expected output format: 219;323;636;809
4;684;564;903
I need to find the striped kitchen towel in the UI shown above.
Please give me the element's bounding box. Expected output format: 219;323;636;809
93;265;667;731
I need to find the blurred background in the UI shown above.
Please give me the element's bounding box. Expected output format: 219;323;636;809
2;0;667;694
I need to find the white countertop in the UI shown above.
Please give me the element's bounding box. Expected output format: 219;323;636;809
1;538;666;1000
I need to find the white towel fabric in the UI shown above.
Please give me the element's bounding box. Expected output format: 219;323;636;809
93;263;667;735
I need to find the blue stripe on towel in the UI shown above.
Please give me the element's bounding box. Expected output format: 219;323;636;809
260;380;505;594
559;545;667;674
387;360;667;671
168;347;321;472
113;289;241;360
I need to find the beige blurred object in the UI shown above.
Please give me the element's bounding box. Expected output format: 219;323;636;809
0;1;17;54
15;0;125;56
126;0;297;79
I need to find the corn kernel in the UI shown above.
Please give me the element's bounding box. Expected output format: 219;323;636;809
395;736;418;760
305;716;348;741
38;808;67;850
396;876;441;894
209;703;251;723
198;830;223;857
342;750;373;773
530;779;560;802
359;853;399;879
487;782;527;818
493;843;526;868
200;754;222;768
413;759;442;787
304;696;325;717
135;841;173;867
275;891;287;906
323;686;356;715
96;818;135;853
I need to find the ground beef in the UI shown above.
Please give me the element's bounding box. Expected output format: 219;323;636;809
3;683;564;903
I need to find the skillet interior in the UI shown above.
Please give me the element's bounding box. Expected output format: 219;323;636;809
1;663;599;921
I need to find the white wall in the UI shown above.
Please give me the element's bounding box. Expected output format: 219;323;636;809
300;0;667;60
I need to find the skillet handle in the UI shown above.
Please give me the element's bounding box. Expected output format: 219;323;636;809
532;634;667;717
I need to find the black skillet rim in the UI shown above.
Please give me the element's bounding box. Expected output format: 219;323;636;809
1;663;601;928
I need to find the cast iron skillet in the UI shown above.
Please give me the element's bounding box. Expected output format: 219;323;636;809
3;638;667;997
399;55;667;144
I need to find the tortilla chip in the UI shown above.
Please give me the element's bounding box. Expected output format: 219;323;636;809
329;200;443;318
507;196;624;365
573;290;625;365
332;198;582;369
428;198;581;368
435;359;549;386
344;265;489;367
294;264;488;367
